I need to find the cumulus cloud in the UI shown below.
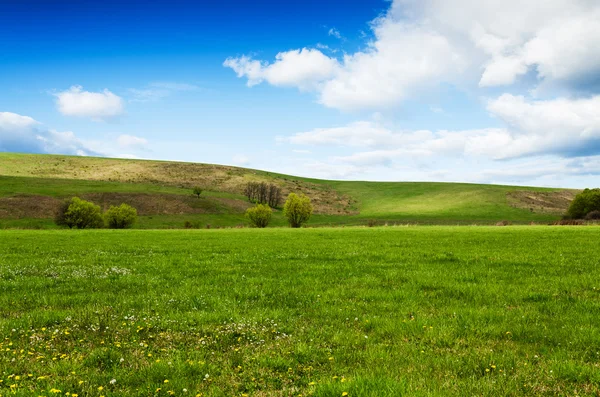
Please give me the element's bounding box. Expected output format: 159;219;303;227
54;86;124;121
223;48;340;90
283;94;600;169
0;111;98;155
225;0;600;109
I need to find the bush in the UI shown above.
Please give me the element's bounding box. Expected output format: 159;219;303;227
283;193;313;228
585;210;600;220
245;204;272;228
104;204;138;229
567;188;600;219
192;187;203;198
55;197;103;229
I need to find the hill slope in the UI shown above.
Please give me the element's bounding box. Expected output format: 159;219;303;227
0;152;576;228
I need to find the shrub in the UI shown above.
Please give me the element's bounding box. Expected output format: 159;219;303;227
104;204;138;229
283;193;313;228
585;210;600;220
567;188;600;219
192;187;203;198
245;204;272;228
55;197;103;229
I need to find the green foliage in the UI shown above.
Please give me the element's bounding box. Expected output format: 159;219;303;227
567;188;600;219
192;186;203;198
105;203;138;229
245;204;273;228
283;193;313;228
54;199;74;228
55;197;103;229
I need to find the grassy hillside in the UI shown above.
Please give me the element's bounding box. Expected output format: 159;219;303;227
2;227;600;395
0;152;577;228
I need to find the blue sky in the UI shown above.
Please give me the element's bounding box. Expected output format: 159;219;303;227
1;0;599;188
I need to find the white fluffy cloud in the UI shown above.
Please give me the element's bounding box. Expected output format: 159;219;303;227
226;0;600;109
55;86;124;120
0;111;98;155
284;94;600;165
223;48;340;90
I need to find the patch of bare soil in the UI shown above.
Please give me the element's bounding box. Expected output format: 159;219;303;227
0;195;61;218
506;190;578;214
0;193;256;219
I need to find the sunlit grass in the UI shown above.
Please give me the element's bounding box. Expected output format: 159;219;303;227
1;226;599;396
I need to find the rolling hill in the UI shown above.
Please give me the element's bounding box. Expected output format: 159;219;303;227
0;152;577;228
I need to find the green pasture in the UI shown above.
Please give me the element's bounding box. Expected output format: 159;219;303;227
1;226;599;396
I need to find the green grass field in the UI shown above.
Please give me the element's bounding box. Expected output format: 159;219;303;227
2;226;600;396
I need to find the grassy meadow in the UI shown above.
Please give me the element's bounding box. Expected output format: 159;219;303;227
1;226;600;396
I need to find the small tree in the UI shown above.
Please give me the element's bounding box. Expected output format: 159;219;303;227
56;197;103;229
567;188;600;219
283;193;313;228
192;186;203;198
245;204;272;228
105;203;138;229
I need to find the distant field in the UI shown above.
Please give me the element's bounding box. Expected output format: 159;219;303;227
1;227;600;396
0;153;578;227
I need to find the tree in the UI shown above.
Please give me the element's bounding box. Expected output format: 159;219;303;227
55;197;103;229
105;203;138;229
245;204;272;228
567;188;600;219
244;182;282;208
192;186;203;198
283;193;313;228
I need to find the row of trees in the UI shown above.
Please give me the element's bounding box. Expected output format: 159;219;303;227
55;198;138;229
245;193;313;228
244;182;282;208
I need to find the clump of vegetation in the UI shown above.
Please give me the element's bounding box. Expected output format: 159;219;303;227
244;182;282;208
283;193;313;228
192;186;203;198
567;188;600;219
184;220;201;229
245;204;272;228
55;197;103;229
105;203;138;229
